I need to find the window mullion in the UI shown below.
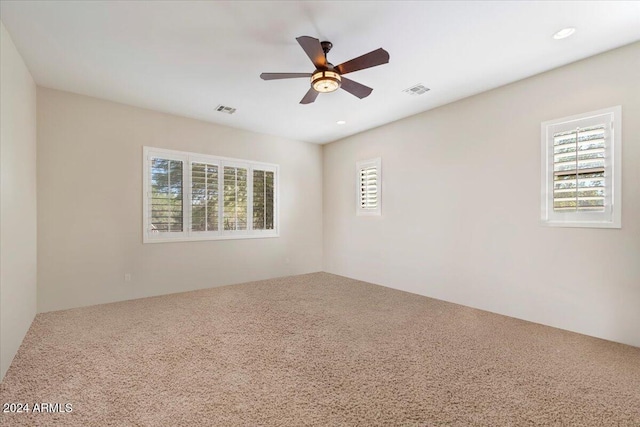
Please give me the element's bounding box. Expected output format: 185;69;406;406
248;167;254;232
574;129;579;212
219;163;224;234
167;161;172;233
184;157;190;235
204;163;208;232
233;168;238;231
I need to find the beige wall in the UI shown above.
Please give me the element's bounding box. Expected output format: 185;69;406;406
323;42;640;347
37;88;323;312
0;22;37;380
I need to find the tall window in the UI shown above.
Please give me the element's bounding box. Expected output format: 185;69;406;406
150;158;184;232
143;147;278;242
356;158;381;216
223;166;248;231
191;162;218;232
253;170;275;230
541;106;621;228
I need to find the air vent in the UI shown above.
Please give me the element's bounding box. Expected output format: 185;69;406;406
215;105;237;115
403;84;430;96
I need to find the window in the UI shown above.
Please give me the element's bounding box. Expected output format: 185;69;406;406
540;106;621;228
222;165;248;231
143;147;278;242
149;157;184;233
253;169;275;230
356;158;381;216
191;162;219;232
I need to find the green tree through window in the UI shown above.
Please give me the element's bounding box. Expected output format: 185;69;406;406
223;166;247;231
144;147;278;242
150;159;183;232
191;163;218;231
253;170;274;230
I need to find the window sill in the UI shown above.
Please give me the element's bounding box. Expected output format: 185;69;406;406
143;232;279;244
540;220;620;229
356;211;381;216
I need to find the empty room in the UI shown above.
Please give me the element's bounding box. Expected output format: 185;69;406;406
1;1;639;425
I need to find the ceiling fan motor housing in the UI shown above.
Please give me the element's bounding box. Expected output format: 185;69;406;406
320;41;333;56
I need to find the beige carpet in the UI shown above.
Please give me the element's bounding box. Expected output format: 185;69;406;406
1;272;639;426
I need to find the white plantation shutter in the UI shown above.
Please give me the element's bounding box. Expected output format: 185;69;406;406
541;106;621;228
356;158;381;216
143;147;279;242
191;162;219;232
253;169;275;230
553;125;606;212
148;156;185;235
360;167;378;209
223;166;248;231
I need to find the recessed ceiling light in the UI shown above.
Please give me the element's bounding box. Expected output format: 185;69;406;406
553;27;576;40
336;120;346;125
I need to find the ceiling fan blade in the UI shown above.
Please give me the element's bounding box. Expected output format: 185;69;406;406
335;48;390;75
300;87;319;104
260;72;312;80
340;77;373;99
296;36;327;69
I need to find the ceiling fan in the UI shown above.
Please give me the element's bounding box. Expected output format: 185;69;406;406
260;36;390;104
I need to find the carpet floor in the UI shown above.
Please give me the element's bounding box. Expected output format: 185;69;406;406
1;272;639;426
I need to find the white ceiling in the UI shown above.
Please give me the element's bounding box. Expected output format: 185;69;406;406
1;1;639;144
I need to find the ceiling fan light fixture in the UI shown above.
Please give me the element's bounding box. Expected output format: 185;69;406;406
311;70;341;93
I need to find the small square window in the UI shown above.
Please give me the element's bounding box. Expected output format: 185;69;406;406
540;106;621;228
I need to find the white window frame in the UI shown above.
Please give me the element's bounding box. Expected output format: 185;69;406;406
356;157;381;216
540;106;621;228
143;146;279;243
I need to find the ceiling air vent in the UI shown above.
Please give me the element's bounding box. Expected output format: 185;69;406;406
215;105;237;115
403;84;430;96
